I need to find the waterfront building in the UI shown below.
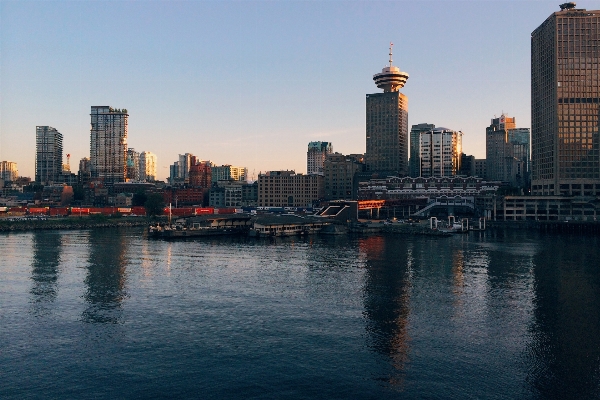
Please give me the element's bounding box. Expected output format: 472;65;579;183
307;142;333;175
0;161;18;182
35;126;63;185
409;123;435;177
419;127;463;178
366;44;409;176
126;148;140;181
491;195;600;222
257;170;324;208
486;114;530;188
139;151;157;182
323;153;365;200
358;176;500;200
211;165;247;183
531;3;600;196
90;106;128;185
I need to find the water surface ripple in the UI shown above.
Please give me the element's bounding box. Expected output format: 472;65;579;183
1;228;599;399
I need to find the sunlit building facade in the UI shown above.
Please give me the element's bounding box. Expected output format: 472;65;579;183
0;161;18;182
139;151;157;182
419;128;463;178
409;123;435;177
531;4;600;195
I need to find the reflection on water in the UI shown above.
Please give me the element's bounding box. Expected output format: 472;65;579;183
360;235;412;388
528;235;600;399
3;228;600;398
29;231;62;316
82;229;129;323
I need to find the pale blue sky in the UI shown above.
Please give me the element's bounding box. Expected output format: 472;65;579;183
0;0;589;180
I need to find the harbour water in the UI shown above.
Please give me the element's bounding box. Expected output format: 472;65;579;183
1;228;599;399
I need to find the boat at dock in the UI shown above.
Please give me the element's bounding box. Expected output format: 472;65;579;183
148;204;251;239
148;223;243;238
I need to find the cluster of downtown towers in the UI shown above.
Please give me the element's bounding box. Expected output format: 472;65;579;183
32;3;600;200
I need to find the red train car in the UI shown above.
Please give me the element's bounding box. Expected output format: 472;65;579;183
194;207;214;215
49;207;69;217
131;206;146;216
28;207;49;215
71;207;91;216
215;208;236;215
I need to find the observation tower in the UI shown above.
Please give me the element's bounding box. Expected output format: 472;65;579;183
372;43;409;92
365;43;410;176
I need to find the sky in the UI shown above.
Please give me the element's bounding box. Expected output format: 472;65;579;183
1;0;594;181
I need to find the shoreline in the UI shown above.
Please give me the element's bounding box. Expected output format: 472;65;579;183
0;216;152;232
2;216;600;235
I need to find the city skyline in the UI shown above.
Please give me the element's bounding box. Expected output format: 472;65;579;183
1;1;592;180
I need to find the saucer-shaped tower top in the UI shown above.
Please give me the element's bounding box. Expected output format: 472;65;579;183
373;43;409;92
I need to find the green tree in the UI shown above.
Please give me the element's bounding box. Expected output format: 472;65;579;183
132;190;148;206
145;193;164;216
72;184;85;201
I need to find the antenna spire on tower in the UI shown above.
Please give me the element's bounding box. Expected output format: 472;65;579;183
373;42;408;92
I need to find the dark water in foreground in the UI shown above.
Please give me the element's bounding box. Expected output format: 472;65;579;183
1;228;600;399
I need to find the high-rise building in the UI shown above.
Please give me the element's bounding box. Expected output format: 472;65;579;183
409;123;435;177
366;44;409;176
139;151;157;182
178;153;193;182
90;106;128;185
35;126;63;185
531;3;600;196
126;148;140;181
307;141;333;175
0;161;18;182
419;127;462;178
486;114;531;188
169;162;180;185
